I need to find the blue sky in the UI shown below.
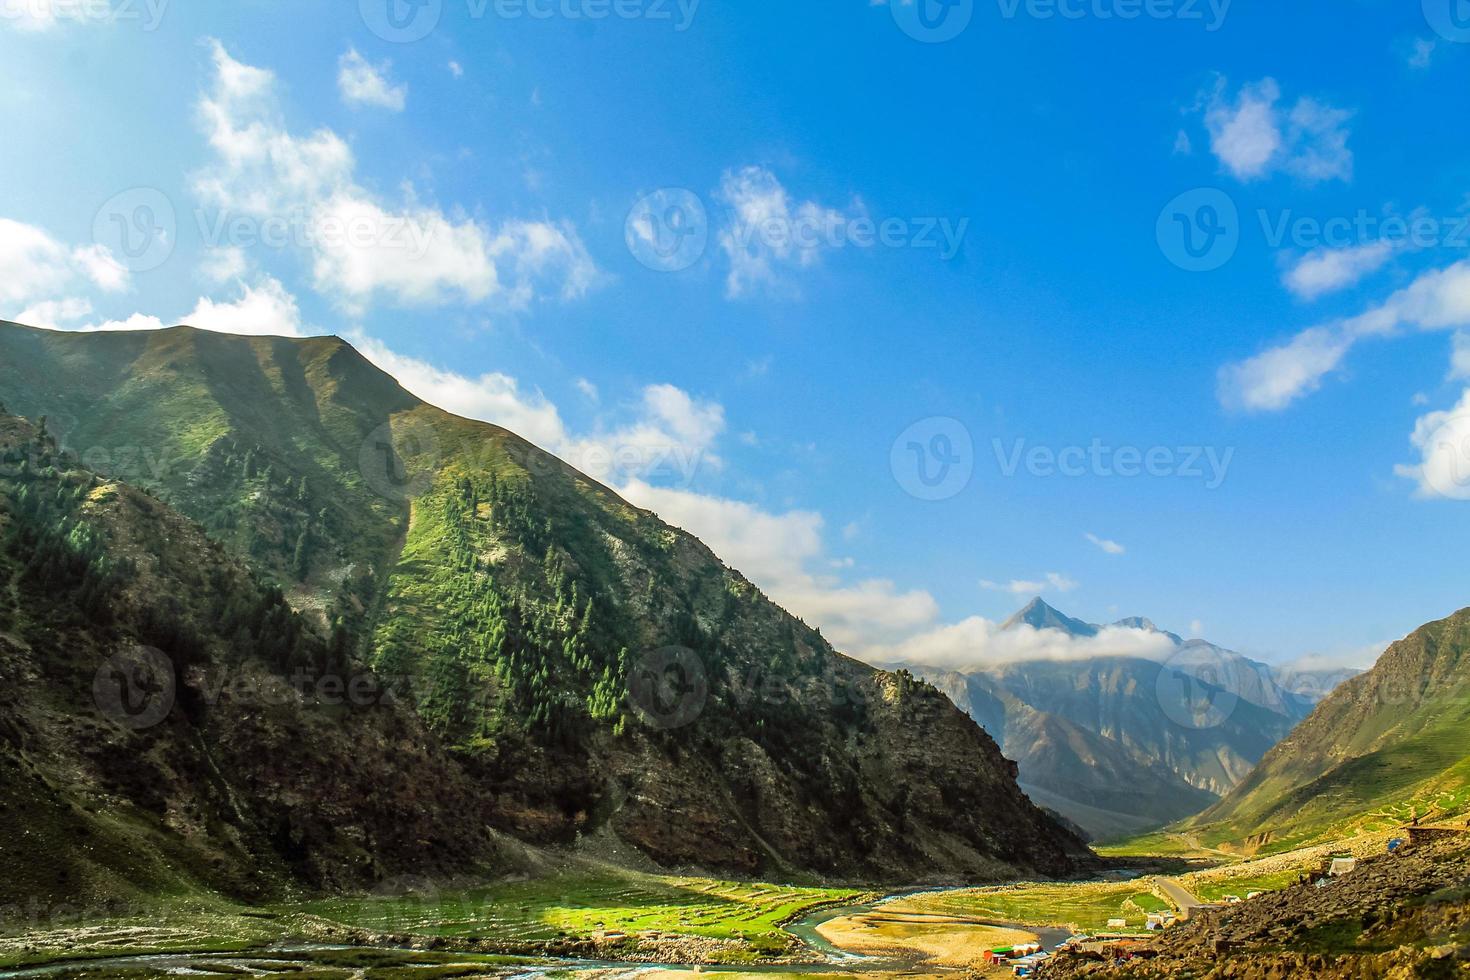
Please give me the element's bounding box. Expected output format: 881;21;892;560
3;0;1469;669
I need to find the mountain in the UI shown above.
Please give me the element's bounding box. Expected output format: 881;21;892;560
0;320;1091;889
897;600;1347;841
1183;606;1470;855
1003;597;1100;637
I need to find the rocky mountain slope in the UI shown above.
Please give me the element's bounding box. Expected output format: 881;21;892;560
0;320;1092;889
899;601;1344;841
1183;607;1470;855
1040;836;1470;979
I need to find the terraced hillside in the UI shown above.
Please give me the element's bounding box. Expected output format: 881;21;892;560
0;320;1091;885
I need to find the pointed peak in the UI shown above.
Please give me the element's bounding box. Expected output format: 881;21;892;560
1003;599;1099;638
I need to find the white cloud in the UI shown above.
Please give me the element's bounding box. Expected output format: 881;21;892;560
1;0;113;30
1452;331;1470;382
1409;38;1437;70
1283;241;1394;301
1395;387;1470;500
980;572;1078;596
620;480;941;653
714;166;853;299
575;378;599;402
349;334;722;486
0;218;129;306
1219;259;1470;412
18;277;304;338
199;245;250;284
337;48;407;112
1201;77;1353;184
179;277;303;337
348;332;570;447
448;61;464;79
867;618;1178;670
15;297;94;328
194;40;602;313
1085;532;1126;555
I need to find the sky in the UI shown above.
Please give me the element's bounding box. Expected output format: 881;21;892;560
2;0;1469;672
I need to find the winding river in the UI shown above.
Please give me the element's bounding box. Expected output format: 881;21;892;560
0;890;1073;978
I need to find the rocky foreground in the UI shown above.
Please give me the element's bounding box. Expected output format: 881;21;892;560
1040;838;1470;979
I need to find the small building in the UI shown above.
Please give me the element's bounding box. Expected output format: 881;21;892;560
1329;857;1357;876
1107;918;1128;929
1145;914;1166;931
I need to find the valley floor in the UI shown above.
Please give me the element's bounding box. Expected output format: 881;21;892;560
4;832;1466;979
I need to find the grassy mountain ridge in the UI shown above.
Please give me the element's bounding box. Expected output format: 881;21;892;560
0;320;1091;884
1184;606;1470;854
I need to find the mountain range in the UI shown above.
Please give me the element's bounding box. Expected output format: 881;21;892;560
896;599;1360;841
1182;605;1470;855
0;320;1091;906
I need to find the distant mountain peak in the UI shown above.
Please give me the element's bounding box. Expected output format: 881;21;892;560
1002;598;1099;638
1113;616;1184;646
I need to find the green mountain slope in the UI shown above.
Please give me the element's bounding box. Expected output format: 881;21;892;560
0;321;1090;883
1184;607;1470;854
0;413;512;909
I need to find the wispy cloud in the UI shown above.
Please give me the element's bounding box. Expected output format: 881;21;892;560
1085;532;1126;555
1200;77;1353;184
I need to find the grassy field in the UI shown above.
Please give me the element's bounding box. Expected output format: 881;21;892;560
0;867;868;972
291;870;868;955
882;881;1170;932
